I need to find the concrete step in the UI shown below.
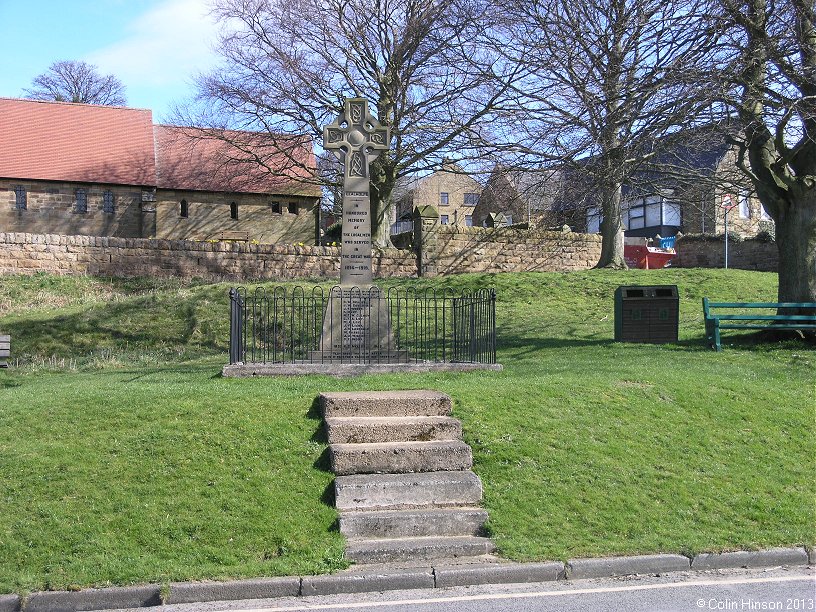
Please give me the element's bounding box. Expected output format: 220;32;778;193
320;390;451;418
344;536;496;564
329;440;472;476
339;507;488;539
324;416;463;444
334;471;484;512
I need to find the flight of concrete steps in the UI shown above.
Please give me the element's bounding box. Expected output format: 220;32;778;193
320;390;496;564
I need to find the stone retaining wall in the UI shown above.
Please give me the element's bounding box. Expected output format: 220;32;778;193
0;233;415;281
432;226;602;274
674;238;778;272
0;227;603;281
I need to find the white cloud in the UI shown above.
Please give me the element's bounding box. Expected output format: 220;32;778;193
85;0;220;88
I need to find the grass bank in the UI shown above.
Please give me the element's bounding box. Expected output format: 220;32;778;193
0;269;813;593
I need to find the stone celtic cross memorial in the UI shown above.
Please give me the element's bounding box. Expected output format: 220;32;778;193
317;98;402;362
324;98;389;286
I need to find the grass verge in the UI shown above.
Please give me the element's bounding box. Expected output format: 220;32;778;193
0;269;813;593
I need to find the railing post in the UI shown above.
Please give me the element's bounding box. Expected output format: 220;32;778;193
229;288;244;364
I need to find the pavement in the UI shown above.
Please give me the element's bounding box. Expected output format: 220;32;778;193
1;547;812;612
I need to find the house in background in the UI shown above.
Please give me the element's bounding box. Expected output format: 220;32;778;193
479;130;773;239
393;159;482;231
0;98;321;244
473;165;563;228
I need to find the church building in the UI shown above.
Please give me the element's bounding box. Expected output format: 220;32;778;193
0;98;321;244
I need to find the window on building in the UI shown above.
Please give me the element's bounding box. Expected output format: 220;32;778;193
440;214;449;225
271;201;281;214
663;200;682;226
180;199;189;218
505;215;513;225
230;202;238;220
464;193;479;207
288;201;298;214
465;214;473;227
628;204;645;229
738;191;750;218
440;192;449;206
103;190;115;214
14;186;26;210
74;188;87;213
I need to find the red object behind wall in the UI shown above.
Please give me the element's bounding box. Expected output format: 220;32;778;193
624;245;676;269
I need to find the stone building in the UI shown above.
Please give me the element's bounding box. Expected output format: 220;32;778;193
0;98;321;243
393;160;483;230
478;130;774;240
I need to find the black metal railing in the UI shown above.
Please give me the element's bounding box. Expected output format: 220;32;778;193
228;285;496;365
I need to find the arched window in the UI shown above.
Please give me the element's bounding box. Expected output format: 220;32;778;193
180;200;188;218
230;202;238;220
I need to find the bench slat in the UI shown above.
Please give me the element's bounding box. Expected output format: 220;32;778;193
718;324;816;330
707;302;816;309
712;314;816;321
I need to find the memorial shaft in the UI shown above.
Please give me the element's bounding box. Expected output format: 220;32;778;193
323;98;389;286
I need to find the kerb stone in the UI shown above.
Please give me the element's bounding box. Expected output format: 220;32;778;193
567;554;690;580
167;577;300;604
300;568;434;596
691;548;809;570
434;562;565;587
24;585;161;612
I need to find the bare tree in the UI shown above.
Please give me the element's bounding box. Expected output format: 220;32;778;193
701;0;815;307
25;61;127;106
495;0;715;267
186;0;515;246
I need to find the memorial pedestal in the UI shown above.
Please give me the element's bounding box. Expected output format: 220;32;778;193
309;285;408;363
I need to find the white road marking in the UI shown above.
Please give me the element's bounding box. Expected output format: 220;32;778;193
215;573;814;612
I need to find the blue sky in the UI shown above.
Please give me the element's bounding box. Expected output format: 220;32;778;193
0;0;221;122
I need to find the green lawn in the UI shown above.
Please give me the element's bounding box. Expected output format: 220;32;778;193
0;269;813;594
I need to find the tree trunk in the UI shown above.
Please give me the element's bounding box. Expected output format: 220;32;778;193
774;190;816;311
596;182;627;268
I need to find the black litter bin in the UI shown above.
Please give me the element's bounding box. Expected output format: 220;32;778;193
614;285;679;344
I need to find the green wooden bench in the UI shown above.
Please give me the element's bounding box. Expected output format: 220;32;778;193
703;299;816;351
0;334;9;368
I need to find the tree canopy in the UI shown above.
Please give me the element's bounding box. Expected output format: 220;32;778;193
25;61;127;106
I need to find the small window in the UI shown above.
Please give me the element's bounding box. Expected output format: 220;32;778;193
74;188;87;213
180;199;189;218
103;190;115;214
230;202;238;220
465;214;473;227
464;193;479;206
505;214;513;225
271;201;281;214
288;202;298;215
440;214;449;225
14;185;26;210
440;192;449;206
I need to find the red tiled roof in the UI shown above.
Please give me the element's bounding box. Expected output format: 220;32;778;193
0;97;156;186
0;98;320;197
155;125;321;197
